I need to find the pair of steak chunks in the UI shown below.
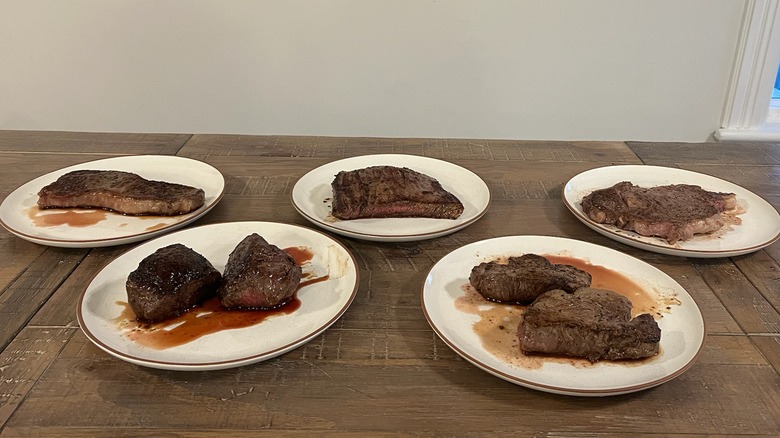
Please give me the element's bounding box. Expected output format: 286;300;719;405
126;234;301;323
581;181;737;244
469;254;660;362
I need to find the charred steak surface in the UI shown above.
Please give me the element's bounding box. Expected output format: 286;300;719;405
331;165;464;220
581;181;737;244
38;169;205;215
469;254;592;304
126;244;222;323
519;287;661;362
217;233;302;310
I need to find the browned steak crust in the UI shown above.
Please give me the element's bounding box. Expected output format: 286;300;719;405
519;288;661;362
38;170;205;215
126;244;222;323
580;181;737;244
469;254;592;304
331;165;464;219
217;234;302;310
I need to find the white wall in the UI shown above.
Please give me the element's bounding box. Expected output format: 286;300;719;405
0;0;745;141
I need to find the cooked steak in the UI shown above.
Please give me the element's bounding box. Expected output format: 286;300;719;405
519;288;661;362
38;170;205;215
126;244;222;323
469;254;592;304
218;233;302;309
331;165;464;219
581;181;737;244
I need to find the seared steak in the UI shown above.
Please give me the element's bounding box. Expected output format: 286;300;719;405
218;234;302;309
469;254;592;304
581;181;737;244
331;165;464;219
519;288;661;362
126;244;221;323
38;170;205;215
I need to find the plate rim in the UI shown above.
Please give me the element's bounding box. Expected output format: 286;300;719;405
76;220;361;371
290;153;491;241
562;164;780;258
0;154;226;247
420;234;707;396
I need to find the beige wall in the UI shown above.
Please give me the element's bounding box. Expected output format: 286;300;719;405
0;0;745;141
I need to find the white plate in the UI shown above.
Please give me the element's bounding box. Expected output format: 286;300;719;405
0;155;225;248
421;235;705;396
77;221;359;371
291;154;490;242
563;165;780;257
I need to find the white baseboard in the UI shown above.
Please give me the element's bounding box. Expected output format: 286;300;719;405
715;125;780;142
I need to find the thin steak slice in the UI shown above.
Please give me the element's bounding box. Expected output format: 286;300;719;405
38;169;205;215
469;254;592;304
331;165;464;219
126;244;222;323
581;181;737;244
217;233;302;309
519;288;661;362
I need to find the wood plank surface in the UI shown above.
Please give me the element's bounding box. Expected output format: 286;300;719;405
2;332;777;436
0;130;189;155
180;135;643;164
0;132;778;436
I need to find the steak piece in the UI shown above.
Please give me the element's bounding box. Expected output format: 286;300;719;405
218;234;302;309
581;181;737;244
38;170;205;215
126;244;221;323
469;254;592;304
519;288;661;362
331;165;464;219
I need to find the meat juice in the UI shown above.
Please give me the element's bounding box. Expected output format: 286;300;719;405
114;246;326;349
455;255;667;369
27;206;107;227
27;206;180;230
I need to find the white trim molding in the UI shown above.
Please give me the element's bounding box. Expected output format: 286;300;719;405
716;0;780;142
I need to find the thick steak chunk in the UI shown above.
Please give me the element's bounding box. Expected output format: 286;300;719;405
519;288;661;362
38;170;205;215
126;244;221;323
469;254;592;304
331;165;464;219
581;181;737;244
218;234;302;309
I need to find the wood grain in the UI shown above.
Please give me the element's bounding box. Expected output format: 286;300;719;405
0;130;189;155
180;135;642;164
0;247;87;351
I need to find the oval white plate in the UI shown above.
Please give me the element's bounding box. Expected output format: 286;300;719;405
421;235;705;396
563;165;780;257
0;155;225;248
77;221;359;371
291;154;490;242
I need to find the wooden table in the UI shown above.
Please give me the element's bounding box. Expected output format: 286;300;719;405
0;131;778;436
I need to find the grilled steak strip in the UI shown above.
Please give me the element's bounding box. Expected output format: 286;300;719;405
581;181;737;244
519;288;661;362
331;165;464;220
126;244;222;323
469;254;592;304
218;233;302;310
38;170;205;216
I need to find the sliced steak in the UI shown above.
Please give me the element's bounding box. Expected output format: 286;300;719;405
519;287;661;362
581;181;737;244
469;254;592;304
331;165;464;219
218;233;302;309
38;169;205;215
126;244;222;323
